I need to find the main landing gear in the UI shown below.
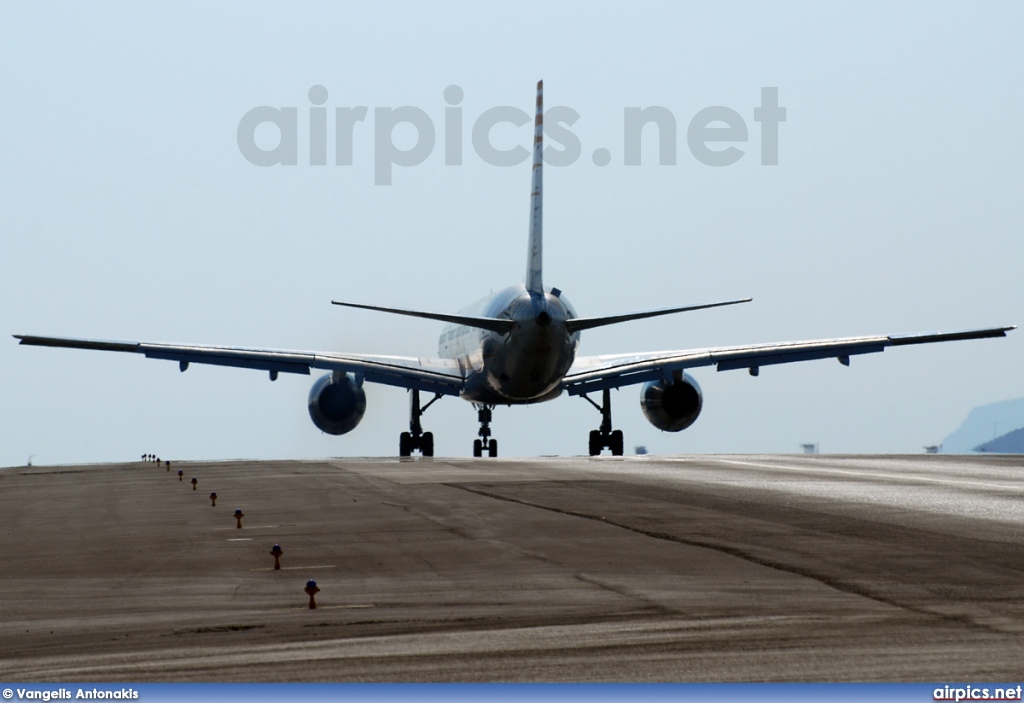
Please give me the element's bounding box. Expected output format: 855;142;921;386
399;389;443;457
583;388;624;456
472;404;498;457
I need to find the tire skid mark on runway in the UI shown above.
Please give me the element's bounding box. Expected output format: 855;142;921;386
572;573;678;616
0;612;891;680
445;483;1004;634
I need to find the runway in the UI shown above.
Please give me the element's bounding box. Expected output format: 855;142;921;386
1;454;1022;681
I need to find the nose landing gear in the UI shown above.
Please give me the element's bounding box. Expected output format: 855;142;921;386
399;389;443;457
583;388;624;456
472;404;498;457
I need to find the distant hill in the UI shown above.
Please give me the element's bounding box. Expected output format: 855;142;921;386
975;427;1024;454
941;397;1024;453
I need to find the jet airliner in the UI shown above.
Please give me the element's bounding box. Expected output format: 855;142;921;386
15;82;1015;457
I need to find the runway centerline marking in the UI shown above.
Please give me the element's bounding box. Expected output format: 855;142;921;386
250;565;337;572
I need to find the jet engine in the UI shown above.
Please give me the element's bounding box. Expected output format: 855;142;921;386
640;373;702;432
308;371;367;435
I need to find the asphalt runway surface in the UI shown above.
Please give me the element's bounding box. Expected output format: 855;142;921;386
1;454;1023;682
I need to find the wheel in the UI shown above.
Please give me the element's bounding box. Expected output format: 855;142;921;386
399;432;412;457
588;430;601;456
473;439;482;457
421;432;434;457
611;430;624;456
488;439;497;457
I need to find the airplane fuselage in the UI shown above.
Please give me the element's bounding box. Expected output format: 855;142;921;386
439;285;580;405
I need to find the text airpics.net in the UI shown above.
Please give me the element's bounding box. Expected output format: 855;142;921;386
237;85;786;184
934;685;1024;701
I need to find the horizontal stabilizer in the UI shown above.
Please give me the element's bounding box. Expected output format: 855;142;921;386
566;297;752;333
332;301;515;334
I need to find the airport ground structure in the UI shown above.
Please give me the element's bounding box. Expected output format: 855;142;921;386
1;454;1022;681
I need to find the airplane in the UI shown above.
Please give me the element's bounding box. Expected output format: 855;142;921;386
15;81;1015;458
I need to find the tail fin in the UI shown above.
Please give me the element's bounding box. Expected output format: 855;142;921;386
525;80;544;295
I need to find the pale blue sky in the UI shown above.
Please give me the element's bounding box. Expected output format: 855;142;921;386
3;2;1022;466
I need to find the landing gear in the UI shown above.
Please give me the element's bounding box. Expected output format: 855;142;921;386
400;431;433;457
583;388;624;456
472;438;498;457
399;389;442;457
472;405;498;457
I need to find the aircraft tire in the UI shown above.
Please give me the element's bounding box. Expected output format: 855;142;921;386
611;430;624;456
400;432;412;457
488;439;497;457
422;432;434;457
473;439;482;457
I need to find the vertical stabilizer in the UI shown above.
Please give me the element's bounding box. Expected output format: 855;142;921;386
525;80;544;295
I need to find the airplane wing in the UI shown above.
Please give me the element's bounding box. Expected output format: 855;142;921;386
562;326;1015;396
13;335;465;396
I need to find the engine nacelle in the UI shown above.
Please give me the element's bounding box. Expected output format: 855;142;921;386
308;371;366;435
640;373;703;432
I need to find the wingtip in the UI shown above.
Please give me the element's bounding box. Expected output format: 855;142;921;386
537;79;543;89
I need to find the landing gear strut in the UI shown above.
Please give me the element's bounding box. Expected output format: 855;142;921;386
472;404;498;457
399;389;442;457
583;388;624;456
